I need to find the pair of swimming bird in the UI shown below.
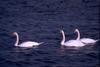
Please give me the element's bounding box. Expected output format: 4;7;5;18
13;29;98;48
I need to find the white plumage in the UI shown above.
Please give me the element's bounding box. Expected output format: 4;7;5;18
80;38;98;44
60;30;85;47
75;29;98;45
62;40;85;47
13;32;43;48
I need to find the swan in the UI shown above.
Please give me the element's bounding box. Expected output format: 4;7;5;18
75;28;98;44
60;30;85;47
13;32;44;48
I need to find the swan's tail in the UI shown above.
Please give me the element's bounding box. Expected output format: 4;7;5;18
39;42;44;45
96;39;100;42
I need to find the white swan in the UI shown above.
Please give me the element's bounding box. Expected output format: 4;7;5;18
13;32;44;48
75;29;98;44
60;30;85;47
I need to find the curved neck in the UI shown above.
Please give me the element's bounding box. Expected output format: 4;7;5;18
15;33;19;46
61;30;65;45
76;29;80;40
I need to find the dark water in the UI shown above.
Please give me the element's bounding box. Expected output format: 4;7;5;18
0;0;100;67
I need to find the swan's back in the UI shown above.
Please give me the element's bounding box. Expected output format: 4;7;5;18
80;38;97;44
64;40;85;47
19;41;40;47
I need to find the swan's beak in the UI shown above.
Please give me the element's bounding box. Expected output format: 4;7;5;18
12;32;17;35
12;32;15;35
60;31;62;33
74;30;76;33
60;30;62;33
11;33;15;37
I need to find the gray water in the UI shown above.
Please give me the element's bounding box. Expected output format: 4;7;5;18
0;0;99;67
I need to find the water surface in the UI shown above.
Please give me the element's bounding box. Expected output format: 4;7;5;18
0;0;99;67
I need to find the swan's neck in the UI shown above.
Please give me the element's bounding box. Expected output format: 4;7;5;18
61;31;65;45
76;30;80;40
15;33;19;46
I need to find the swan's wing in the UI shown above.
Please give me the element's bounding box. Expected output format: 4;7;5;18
64;40;85;47
80;38;96;44
19;41;40;47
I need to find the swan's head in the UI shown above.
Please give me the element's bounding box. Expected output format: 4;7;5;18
74;28;79;33
13;32;18;36
60;30;64;34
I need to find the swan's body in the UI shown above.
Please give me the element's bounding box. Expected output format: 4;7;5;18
16;41;43;48
13;32;43;48
62;40;85;47
75;29;98;44
80;38;98;44
60;30;85;47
